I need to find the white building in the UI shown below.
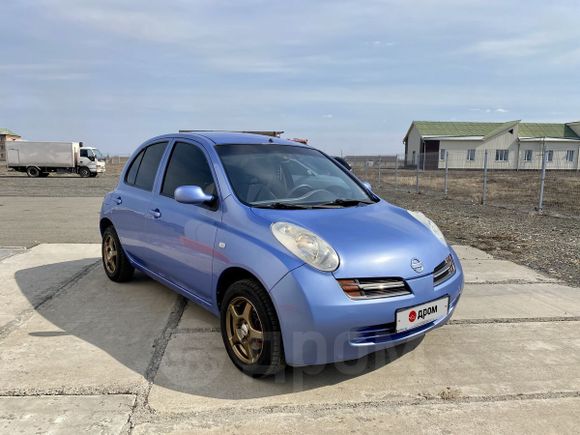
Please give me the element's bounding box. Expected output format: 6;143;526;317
0;128;22;161
403;120;580;170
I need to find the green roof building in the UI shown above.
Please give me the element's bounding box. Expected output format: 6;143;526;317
403;120;580;170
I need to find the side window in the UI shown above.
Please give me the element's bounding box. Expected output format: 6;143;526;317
133;142;168;191
125;149;145;186
161;142;216;198
124;142;167;190
80;149;88;158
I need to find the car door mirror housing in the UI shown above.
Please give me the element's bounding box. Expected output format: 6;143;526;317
174;185;214;204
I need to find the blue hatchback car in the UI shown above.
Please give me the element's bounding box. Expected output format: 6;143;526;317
100;132;463;376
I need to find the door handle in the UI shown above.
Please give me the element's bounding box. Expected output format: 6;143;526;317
115;196;122;205
150;208;162;219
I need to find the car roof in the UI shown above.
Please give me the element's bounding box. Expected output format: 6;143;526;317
174;131;310;147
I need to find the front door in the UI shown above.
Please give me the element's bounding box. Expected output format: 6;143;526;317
424;140;440;170
144;140;221;303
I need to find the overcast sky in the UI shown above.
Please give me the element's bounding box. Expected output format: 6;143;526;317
1;0;579;155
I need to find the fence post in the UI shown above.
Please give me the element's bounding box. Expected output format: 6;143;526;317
482;150;488;205
415;154;420;193
538;150;547;212
444;151;449;196
377;155;382;188
395;154;399;188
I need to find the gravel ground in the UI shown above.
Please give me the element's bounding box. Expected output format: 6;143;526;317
381;189;579;287
1;165;578;286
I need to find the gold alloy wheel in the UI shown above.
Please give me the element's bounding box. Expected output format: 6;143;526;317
103;234;118;274
225;296;264;364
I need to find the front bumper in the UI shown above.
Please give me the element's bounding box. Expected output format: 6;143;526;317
270;249;464;366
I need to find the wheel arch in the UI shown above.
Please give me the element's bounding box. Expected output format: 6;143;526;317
99;217;114;236
215;267;269;310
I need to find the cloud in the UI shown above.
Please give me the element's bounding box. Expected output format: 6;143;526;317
469;108;509;114
322;114;333;119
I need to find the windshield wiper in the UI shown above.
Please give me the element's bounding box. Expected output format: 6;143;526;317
316;199;375;207
254;202;311;209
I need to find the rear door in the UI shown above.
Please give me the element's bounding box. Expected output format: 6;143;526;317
111;141;169;267
143;140;221;302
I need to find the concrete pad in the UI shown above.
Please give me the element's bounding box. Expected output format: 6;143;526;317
177;302;219;330
0;244;99;328
0;395;134;434
133;397;580;434
148;321;580;413
455;282;580;320
0;267;177;394
452;245;494;260
461;259;556;284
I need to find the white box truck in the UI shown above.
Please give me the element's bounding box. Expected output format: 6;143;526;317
5;141;106;178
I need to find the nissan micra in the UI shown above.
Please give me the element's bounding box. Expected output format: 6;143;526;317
100;132;463;377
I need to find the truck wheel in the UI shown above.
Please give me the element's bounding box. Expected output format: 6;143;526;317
26;167;40;177
79;167;91;178
220;279;286;377
102;226;134;282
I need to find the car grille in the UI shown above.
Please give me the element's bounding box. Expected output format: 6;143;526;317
433;255;456;287
338;278;412;300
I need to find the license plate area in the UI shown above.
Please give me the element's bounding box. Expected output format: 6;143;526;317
396;296;449;332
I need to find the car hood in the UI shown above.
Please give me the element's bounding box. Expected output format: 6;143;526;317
251;201;451;279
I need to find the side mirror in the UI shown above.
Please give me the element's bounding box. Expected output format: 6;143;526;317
174;185;214;204
88;155;95;162
362;181;372;191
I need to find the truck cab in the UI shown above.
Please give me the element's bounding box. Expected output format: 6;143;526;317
79;147;106;177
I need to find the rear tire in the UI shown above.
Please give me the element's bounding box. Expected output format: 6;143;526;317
79;167;91;178
220;279;286;377
26;166;40;177
102;226;134;282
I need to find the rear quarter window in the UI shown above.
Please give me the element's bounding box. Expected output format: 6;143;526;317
125;149;145;186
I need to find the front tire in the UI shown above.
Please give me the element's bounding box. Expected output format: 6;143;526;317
220;279;285;377
102;226;134;282
79;167;91;178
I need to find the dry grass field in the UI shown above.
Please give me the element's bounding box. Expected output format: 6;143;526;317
358;168;580;216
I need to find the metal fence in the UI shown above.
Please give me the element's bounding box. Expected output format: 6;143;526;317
348;149;580;217
105;155;130;165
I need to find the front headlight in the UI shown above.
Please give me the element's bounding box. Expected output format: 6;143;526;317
408;211;447;245
271;222;339;272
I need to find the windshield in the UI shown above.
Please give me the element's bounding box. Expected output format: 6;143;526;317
216;144;374;208
91;149;105;160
